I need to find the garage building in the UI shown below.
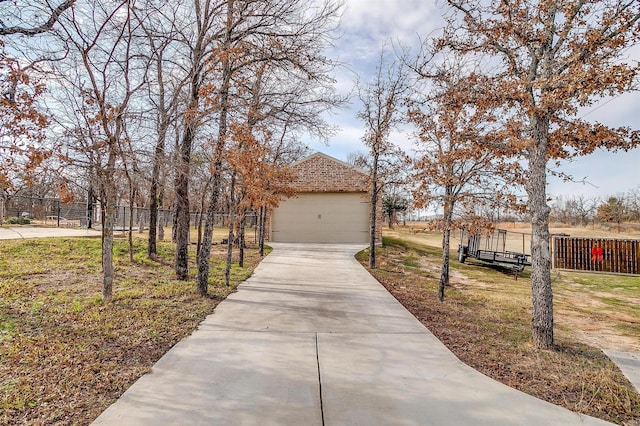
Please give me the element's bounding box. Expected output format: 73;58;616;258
269;152;382;244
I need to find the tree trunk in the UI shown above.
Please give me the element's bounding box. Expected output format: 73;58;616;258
87;186;94;229
195;207;202;264
137;206;145;234
224;224;234;286
174;124;193;280
528;115;554;349
0;194;6;222
196;12;233;294
238;208;246;268
196;146;228;295
196;134;227;296
100;191;106;249
102;203;115;303
196;181;210;263
147;42;170;258
157;189;165;242
438;195;454;302
259;206;267;257
197;192;217;296
157;213;165;241
174;38;204;279
128;191;135;263
369;152;379;269
147;146;161;257
101;154;117;303
171;201;178;243
225;173;237;286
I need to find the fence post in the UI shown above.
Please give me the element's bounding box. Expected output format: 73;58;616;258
57;200;61;228
87;190;94;229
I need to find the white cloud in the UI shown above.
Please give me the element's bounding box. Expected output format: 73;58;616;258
318;0;640;201
328;0;445;74
318;1;446;161
340;0;445;43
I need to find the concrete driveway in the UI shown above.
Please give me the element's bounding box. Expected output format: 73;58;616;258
0;226;101;240
92;243;609;425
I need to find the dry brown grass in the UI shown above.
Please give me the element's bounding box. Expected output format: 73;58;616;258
358;235;640;425
398;221;640;256
0;237;265;425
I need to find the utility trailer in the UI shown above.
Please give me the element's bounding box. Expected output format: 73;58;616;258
458;228;531;278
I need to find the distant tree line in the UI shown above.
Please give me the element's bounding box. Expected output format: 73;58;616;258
550;187;640;230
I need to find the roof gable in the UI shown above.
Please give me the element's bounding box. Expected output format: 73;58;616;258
292;152;368;175
289;152;369;193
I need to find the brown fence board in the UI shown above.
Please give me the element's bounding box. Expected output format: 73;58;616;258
553;236;640;275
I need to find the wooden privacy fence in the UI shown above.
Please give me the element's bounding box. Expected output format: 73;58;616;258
552;236;640;275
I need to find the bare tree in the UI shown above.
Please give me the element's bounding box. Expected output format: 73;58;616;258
410;55;520;301
0;0;69;198
133;2;188;259
54;0;147;302
195;0;343;295
442;0;640;348
563;195;599;226
172;0;227;280
382;190;409;228
626;187;640;221
357;47;409;268
0;42;50;197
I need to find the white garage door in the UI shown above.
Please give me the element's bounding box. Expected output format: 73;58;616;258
271;193;370;243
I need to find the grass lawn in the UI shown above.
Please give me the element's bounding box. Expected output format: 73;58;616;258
0;236;267;425
2;226;639;424
357;234;640;425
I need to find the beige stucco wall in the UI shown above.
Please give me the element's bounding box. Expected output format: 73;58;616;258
268;152;382;244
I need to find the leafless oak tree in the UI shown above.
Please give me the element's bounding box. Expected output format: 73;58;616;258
357;48;409;269
54;0;148;302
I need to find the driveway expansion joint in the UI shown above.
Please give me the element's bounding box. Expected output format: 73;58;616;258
315;332;325;426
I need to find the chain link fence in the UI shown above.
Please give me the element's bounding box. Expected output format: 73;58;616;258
0;195;89;227
1;195;258;235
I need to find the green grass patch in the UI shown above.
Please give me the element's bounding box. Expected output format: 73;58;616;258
382;235;441;257
0;315;18;340
402;254;420;268
560;271;640;294
595;296;640;315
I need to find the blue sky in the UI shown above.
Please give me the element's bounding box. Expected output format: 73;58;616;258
305;0;640;201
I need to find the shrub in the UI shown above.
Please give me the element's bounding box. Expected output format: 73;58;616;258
5;217;31;225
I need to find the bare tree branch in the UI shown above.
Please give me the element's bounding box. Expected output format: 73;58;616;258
0;0;75;36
